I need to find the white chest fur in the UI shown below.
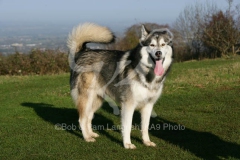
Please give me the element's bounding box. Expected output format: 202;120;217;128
131;80;164;105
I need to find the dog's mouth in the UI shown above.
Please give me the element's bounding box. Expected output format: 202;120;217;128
155;57;165;62
149;53;165;76
154;58;165;76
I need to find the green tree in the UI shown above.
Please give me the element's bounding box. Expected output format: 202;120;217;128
202;10;240;57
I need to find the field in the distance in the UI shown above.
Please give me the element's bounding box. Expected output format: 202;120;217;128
1;57;240;160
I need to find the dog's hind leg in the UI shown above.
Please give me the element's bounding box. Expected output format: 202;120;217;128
77;92;96;142
141;103;156;147
77;72;99;142
87;95;103;138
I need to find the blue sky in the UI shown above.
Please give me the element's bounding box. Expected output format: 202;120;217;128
0;0;238;30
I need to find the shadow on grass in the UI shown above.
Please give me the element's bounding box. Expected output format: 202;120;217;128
148;116;240;159
21;102;240;159
131;111;240;159
21;102;122;146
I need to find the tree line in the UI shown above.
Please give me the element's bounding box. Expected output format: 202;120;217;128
0;0;240;75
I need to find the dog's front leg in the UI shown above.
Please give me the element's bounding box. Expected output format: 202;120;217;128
121;103;136;149
141;103;156;147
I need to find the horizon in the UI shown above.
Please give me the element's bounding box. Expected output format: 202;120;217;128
0;0;238;34
0;0;239;54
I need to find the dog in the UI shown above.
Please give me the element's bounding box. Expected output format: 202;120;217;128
67;23;174;149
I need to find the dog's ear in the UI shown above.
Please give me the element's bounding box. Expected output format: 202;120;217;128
141;25;149;41
160;28;173;46
165;29;174;43
168;41;173;46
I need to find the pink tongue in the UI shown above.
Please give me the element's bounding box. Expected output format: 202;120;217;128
154;60;164;76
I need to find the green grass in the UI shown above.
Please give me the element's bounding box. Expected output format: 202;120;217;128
1;57;240;160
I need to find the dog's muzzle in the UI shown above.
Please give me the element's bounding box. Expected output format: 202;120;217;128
155;51;162;60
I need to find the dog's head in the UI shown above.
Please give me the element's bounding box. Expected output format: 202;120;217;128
139;25;173;76
140;25;173;61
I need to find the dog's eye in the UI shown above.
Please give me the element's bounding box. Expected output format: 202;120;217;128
161;44;165;46
150;44;155;47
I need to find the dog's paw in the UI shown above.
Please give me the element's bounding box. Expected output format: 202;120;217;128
143;141;156;147
124;143;136;149
91;132;99;138
85;137;96;142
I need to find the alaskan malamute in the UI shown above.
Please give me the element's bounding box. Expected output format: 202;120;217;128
67;23;174;149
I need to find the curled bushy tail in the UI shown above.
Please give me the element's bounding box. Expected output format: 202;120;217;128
67;23;114;55
67;23;114;69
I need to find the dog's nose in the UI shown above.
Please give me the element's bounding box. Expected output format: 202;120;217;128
155;51;162;57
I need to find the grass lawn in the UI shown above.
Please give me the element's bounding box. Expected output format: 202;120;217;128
0;57;240;159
